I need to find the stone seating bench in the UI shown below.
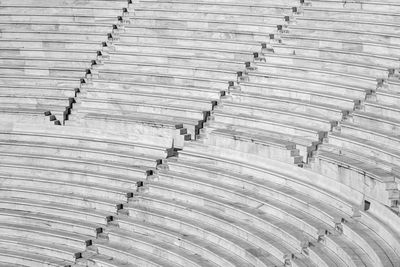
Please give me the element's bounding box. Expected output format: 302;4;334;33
351;111;400;135
209;112;319;160
263;53;388;78
360;210;400;258
0;6;124;18
87;253;139;267
0;138;161;168
363;101;400;121
271;43;400;69
309;0;400;12
67;112;190;147
0;48;97;61
0;149;151;180
0;14;122;25
0;174;131;203
75;99;208;125
107;52;244;71
0;38;106;51
238;83;355;111
0;130;169;158
114;42;254;62
0;209;99;238
255;63;380;90
287;25;400;46
90;80;223;100
327;132;400;169
98;61;238;81
0;122;174;150
93;242;179;267
202;121;316;160
0;198;110;226
376;90;400;106
280;34;400;58
211;109;327;141
0;249;69;267
296;17;400;35
248;72;368;100
1;0;129;9
94;70;228;93
202;126;303;164
139;0;300;6
216;101;334;131
1;187;121;213
340;122;400;151
134;8;288;25
0;106;64;125
228;91;345;121
0;224;90;251
0;95;70;108
0;109;57;125
118;34;261;53
0;56;93;69
0;22;115;34
0;66;86;79
136;0;293;15
82;90;213;111
1;31;109;43
302;7;400;24
131;16;278;34
0;236;79;264
127;25;271;43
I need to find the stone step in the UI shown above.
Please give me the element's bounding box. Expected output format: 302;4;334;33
0;236;79;263
272;43;399;69
248;72;366;100
114;42;253;62
238;82;355;111
228;91;344;121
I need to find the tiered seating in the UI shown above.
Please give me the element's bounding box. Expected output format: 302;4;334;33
67;0;300;141
267;1;400;211
0;0;130;125
0;122;171;266
118;140;400;266
2;0;400;266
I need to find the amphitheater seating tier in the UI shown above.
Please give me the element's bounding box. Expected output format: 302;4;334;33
1;0;400;266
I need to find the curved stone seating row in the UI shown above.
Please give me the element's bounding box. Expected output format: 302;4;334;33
272;42;399;69
279;33;400;58
287;25;400;47
0;236;80;266
114;42;254;62
307;0;400;13
0;249;71;267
